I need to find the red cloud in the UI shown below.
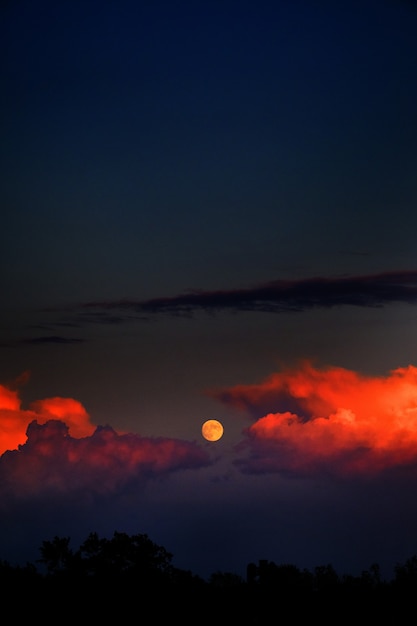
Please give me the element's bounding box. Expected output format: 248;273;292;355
0;383;95;455
30;397;95;439
211;361;417;476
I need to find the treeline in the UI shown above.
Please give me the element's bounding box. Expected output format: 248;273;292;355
2;531;417;621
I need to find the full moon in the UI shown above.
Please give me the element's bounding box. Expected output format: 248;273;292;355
201;419;224;441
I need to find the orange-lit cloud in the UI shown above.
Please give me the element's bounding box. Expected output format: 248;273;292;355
211;361;417;476
0;382;95;454
30;397;95;439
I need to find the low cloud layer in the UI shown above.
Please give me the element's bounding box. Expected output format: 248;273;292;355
3;359;417;498
212;361;417;477
0;420;211;497
0;381;211;498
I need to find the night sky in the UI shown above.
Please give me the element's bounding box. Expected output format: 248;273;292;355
2;0;417;581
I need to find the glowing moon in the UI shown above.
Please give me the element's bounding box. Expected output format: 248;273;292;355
202;419;224;441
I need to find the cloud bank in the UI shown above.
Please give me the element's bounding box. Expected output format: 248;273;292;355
0;420;211;498
4;358;417;500
0;381;211;499
212;361;417;477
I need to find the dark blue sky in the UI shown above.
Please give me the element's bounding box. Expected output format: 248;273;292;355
3;0;417;308
1;0;417;581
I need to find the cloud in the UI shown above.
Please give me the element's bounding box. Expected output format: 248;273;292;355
14;271;416;342
211;361;417;477
73;270;417;320
23;336;85;344
0;379;211;500
29;397;96;439
0;420;211;498
0;335;85;348
0;380;95;453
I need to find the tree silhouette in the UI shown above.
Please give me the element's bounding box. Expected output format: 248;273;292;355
80;531;173;580
393;554;417;591
313;563;340;593
39;530;175;587
38;535;73;575
5;529;417;621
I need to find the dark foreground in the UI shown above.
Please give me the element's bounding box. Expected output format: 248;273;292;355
2;531;417;623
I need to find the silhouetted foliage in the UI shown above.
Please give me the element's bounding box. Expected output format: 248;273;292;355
313;563;340;592
4;529;417;621
79;530;173;580
209;570;245;588
393;554;417;590
38;535;73;575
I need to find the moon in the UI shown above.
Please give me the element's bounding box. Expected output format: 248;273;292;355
202;419;224;441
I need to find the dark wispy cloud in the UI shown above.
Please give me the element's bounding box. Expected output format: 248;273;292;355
76;270;417;320
6;271;417;346
0;336;85;348
23;336;85;345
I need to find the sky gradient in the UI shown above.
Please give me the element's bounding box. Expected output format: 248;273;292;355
2;0;417;580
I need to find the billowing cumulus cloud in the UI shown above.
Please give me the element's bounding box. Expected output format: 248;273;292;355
0;381;211;499
0;420;211;497
211;361;417;476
